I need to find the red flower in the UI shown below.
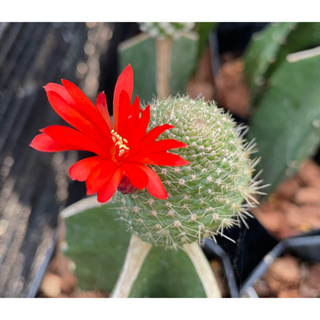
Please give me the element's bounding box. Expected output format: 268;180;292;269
30;65;189;202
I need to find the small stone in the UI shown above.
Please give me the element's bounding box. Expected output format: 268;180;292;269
60;272;77;294
264;256;300;295
299;263;320;297
294;187;320;206
40;272;62;297
254;279;274;297
298;160;320;188
286;205;320;233
278;289;301;298
275;176;300;201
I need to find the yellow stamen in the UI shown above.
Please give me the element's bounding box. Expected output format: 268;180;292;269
111;130;130;157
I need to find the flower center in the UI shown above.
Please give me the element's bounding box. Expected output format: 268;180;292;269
111;130;130;158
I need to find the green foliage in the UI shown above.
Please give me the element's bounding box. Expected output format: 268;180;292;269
128;246;206;297
62;199;131;292
170;35;199;94
195;22;218;58
118;34;157;105
247;50;320;195
118;33;198;104
244;22;296;107
244;22;320;109
266;23;320;78
61;197;209;297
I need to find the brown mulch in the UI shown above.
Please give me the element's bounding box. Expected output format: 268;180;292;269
254;255;320;298
252;160;320;240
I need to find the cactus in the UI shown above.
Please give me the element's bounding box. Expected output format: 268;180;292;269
118;23;198;102
266;23;320;78
247;47;320;195
61;198;131;292
195;22;218;59
244;22;320;109
244;22;296;108
61;96;260;297
32;63;259;297
111;97;259;248
139;22;195;40
62;198;218;297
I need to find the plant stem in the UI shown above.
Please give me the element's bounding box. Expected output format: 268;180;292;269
111;234;152;298
183;241;222;298
156;37;173;99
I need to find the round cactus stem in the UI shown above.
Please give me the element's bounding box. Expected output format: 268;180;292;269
114;97;260;249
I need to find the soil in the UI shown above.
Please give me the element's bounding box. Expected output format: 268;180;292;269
252;160;320;239
254;255;320;298
38;49;320;298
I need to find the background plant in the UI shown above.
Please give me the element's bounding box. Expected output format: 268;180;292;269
244;22;320;195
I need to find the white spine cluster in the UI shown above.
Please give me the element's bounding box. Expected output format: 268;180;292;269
139;22;195;39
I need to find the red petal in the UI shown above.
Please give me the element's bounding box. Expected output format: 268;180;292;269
30;133;71;152
134;124;175;151
121;163;149;190
86;160;120;195
97;168;123;203
39;125;110;158
139;165;168;199
61;79;96;110
123;95;141;141
133;105;150;144
129;152;190;166
61;80;113;142
113;65;133;131
44;83;75;105
96;91;112;130
46;91;113;149
130;95;140;120
69;156;101;181
141;139;188;154
117;90;132;136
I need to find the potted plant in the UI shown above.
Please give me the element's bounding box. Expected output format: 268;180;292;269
30;60;262;297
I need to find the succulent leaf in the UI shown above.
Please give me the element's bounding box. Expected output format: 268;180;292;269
248;48;320;195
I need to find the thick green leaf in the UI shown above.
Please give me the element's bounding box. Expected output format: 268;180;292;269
170;32;199;95
62;198;131;292
128;246;207;298
195;22;218;58
118;32;198;104
244;22;296;107
245;23;320;109
248;49;320;195
266;23;320;78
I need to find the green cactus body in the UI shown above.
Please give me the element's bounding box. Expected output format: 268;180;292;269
244;22;296;108
245;22;320;110
248;47;320;195
107;97;258;249
118;32;198;103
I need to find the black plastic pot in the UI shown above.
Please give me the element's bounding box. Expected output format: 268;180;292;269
214;216;279;288
240;231;320;297
202;238;240;298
